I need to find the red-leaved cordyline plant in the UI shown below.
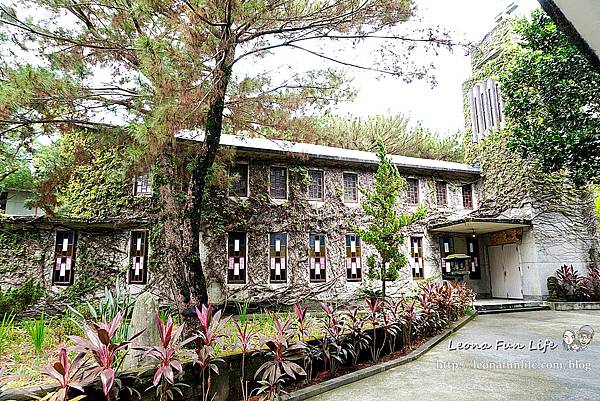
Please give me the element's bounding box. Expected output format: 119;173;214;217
365;298;382;362
40;348;89;401
69;312;143;400
194;304;229;401
401;298;419;349
294;302;309;342
234;319;258;401
135;314;197;401
317;302;348;374
294;302;319;381
344;306;370;367
255;315;306;399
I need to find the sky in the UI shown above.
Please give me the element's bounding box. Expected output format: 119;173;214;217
329;0;540;136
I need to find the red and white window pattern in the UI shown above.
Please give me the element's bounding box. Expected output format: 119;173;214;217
53;231;76;286
129;230;149;284
227;232;247;284
309;233;326;282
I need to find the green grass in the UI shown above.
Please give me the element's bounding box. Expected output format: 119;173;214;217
0;312;15;354
22;311;46;356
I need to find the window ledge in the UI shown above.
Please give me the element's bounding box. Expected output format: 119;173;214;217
271;198;288;205
344;201;360;208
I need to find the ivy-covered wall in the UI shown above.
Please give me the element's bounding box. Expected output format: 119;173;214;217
463;16;600;299
0;218;137;314
197;153;482;304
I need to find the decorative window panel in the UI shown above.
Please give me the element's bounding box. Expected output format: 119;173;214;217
435;181;448;207
129;231;149;284
309;234;326;282
53;231;76;286
343;173;358;203
307;170;324;200
440;237;455;278
229;164;249;197
410;237;424;279
269;233;287;283
227;232;247;284
134;174;152;195
462;184;474;210
345;234;362;281
407;178;419;205
470;78;505;142
467;238;481;280
270;167;287;199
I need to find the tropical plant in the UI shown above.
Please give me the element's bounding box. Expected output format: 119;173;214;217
40;348;88;401
583;266;600;301
293;302;310;342
69;312;142;400
417;289;445;337
135;314;196;401
0;312;14;355
233;319;258;401
68;279;134;344
255;315;306;397
344;306;371;366
365;298;383;362
381;303;404;356
23;310;47;357
349;138;427;298
194;304;229;401
254;372;287;401
556;264;586;300
317;303;350;375
236;300;251;326
400;298;420;349
293;302;320;381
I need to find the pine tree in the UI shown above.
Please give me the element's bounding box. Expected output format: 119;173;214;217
350;138;426;299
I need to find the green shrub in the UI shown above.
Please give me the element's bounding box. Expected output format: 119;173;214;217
0;278;44;315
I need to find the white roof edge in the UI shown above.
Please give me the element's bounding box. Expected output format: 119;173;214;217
177;130;481;175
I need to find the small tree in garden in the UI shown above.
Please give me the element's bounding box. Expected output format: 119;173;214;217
350;138;427;298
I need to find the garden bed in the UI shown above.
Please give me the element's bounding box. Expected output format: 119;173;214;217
1;281;476;401
280;312;475;401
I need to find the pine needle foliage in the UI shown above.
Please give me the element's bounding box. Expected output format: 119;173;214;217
349;138;426;298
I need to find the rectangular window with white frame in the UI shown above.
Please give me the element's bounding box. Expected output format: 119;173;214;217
129;230;149;284
229;164;249;197
270;167;287;199
307;170;324;201
134;173;152;195
345;233;362;281
269;233;287;283
343;172;358;203
309;233;326;282
227;232;247;284
53;231;76;286
410;236;424;279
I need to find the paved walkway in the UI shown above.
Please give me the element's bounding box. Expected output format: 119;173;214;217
306;310;600;401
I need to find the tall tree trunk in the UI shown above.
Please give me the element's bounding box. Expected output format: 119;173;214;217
170;6;235;317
